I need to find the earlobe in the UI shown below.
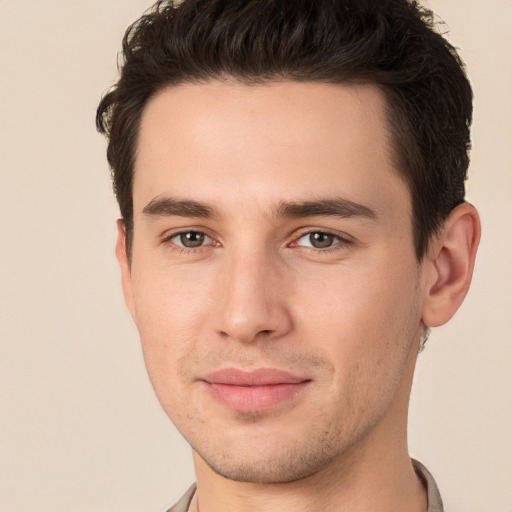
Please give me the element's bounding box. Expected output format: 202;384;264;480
115;219;137;321
422;203;481;327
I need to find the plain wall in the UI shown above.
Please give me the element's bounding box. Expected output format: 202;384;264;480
1;1;510;510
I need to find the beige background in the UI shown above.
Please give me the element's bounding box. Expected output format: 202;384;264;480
1;0;510;510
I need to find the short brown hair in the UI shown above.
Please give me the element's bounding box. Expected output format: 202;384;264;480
97;0;472;259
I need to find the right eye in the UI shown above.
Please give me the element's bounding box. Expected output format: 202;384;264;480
167;231;214;248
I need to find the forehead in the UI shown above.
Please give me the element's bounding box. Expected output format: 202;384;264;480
134;80;409;222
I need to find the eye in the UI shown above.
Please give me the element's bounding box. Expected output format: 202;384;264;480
168;231;214;248
294;231;347;249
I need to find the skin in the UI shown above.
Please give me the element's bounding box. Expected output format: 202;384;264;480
116;81;480;512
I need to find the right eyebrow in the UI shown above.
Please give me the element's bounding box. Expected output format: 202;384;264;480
142;196;218;219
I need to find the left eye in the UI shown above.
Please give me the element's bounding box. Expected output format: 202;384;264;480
295;232;343;249
169;231;213;248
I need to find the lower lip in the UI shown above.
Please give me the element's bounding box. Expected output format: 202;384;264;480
203;381;310;412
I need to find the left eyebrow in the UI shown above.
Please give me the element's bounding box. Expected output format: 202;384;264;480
274;198;378;221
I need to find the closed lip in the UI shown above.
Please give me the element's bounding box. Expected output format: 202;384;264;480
202;367;310;386
200;368;312;412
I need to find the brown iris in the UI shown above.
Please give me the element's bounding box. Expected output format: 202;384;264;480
308;232;336;249
179;231;205;247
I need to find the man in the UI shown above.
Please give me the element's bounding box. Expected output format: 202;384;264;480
96;0;480;510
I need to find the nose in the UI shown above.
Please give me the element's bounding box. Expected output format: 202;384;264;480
213;248;293;344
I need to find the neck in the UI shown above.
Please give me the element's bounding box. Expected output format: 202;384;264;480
191;436;425;512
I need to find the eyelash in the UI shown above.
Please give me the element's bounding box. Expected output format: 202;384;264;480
290;229;352;253
161;229;352;254
161;230;218;253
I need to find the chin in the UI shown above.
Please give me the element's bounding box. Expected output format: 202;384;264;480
193;429;346;484
203;455;329;484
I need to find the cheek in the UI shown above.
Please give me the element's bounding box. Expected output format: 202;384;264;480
131;256;215;335
294;259;421;388
129;264;215;400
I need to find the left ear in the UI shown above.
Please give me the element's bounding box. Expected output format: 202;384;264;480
421;203;481;327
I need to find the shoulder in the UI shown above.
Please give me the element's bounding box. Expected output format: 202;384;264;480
164;484;197;512
412;459;444;512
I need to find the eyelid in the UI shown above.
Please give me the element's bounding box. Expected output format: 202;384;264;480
289;228;354;250
160;227;220;248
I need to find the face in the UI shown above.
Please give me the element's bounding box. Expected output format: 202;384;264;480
120;81;428;483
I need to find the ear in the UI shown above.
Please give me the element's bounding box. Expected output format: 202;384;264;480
115;219;137;321
421;203;481;327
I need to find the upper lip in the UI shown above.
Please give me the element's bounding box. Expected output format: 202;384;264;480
203;368;310;386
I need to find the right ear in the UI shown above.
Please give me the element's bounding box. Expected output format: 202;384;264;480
115;219;137;321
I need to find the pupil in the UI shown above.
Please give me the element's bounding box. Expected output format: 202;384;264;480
181;232;204;247
310;232;333;248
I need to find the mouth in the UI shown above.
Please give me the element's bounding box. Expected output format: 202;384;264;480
200;368;312;413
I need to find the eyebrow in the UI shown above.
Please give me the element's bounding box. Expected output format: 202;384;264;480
142;196;377;221
142;197;217;219
275;198;377;221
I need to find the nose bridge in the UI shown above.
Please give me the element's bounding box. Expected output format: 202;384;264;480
214;243;292;343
